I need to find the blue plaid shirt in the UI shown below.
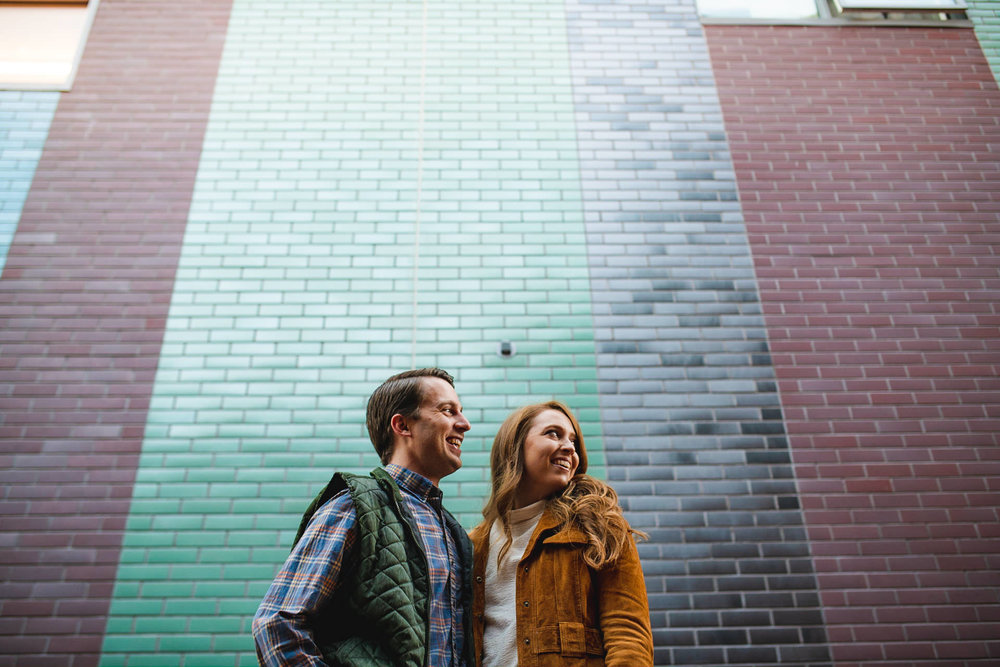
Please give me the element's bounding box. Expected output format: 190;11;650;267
252;464;466;667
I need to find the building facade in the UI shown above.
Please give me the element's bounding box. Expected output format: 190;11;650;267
1;1;998;666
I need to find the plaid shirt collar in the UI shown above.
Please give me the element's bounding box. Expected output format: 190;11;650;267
384;463;443;505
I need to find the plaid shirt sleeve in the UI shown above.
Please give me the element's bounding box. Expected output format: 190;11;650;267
252;490;357;667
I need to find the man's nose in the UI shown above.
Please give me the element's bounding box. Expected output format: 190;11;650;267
455;412;471;432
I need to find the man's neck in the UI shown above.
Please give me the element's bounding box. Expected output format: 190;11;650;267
386;457;440;487
384;463;440;497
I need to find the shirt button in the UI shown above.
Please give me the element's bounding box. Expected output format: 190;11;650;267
524;638;530;645
476;576;483;583
523;601;529;607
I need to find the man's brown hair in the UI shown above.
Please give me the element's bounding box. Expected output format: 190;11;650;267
365;368;456;465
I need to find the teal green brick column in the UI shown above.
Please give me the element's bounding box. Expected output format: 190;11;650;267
0;91;59;271
98;1;600;665
969;0;1000;82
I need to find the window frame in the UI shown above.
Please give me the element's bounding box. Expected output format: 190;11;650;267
0;0;101;92
836;0;967;9
697;0;971;25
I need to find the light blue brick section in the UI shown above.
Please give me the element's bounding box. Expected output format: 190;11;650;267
100;1;599;665
968;0;1000;83
0;91;59;271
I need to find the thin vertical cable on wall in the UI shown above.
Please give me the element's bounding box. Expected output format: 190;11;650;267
411;0;429;369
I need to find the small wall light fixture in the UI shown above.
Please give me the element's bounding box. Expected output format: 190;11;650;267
498;340;515;358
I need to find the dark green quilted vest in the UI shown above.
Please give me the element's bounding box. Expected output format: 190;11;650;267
293;468;474;667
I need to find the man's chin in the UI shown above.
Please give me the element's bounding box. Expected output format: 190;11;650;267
444;456;462;475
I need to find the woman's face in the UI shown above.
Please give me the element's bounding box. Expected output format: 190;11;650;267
514;408;580;508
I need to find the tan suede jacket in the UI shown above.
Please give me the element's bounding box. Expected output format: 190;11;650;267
471;509;654;667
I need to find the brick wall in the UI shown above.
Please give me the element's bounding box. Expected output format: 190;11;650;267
0;92;59;271
96;1;606;664
566;1;829;665
968;0;1000;81
706;24;1000;666
0;1;232;666
3;2;1000;666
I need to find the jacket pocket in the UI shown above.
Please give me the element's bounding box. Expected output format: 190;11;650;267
532;622;603;658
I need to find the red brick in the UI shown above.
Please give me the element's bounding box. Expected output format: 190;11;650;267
707;23;1000;666
936;641;990;659
955;623;1000;640
0;1;233;665
885;640;946;660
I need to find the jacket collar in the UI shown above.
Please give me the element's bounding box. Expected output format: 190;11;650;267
472;506;590;566
516;507;589;561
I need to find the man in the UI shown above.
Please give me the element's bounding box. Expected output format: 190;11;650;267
252;368;473;667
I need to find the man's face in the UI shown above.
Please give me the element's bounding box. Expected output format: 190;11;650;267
395;377;470;485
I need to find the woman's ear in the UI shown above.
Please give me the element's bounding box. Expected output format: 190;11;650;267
390;413;410;437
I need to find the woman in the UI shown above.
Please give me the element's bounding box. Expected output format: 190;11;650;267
470;401;653;667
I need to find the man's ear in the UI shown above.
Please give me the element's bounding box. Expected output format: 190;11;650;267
390;413;410;437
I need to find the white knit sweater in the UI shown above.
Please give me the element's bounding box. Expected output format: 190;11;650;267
482;500;546;667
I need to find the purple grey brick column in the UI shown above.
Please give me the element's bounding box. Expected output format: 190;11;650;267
565;1;831;665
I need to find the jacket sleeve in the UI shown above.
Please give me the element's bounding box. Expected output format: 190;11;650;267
594;536;654;667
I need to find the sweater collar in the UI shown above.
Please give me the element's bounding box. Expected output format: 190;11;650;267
509;499;546;526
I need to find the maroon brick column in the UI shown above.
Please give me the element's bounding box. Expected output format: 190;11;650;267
0;1;232;666
707;25;1000;667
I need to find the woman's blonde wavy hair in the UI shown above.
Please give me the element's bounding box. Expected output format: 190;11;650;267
473;401;646;570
